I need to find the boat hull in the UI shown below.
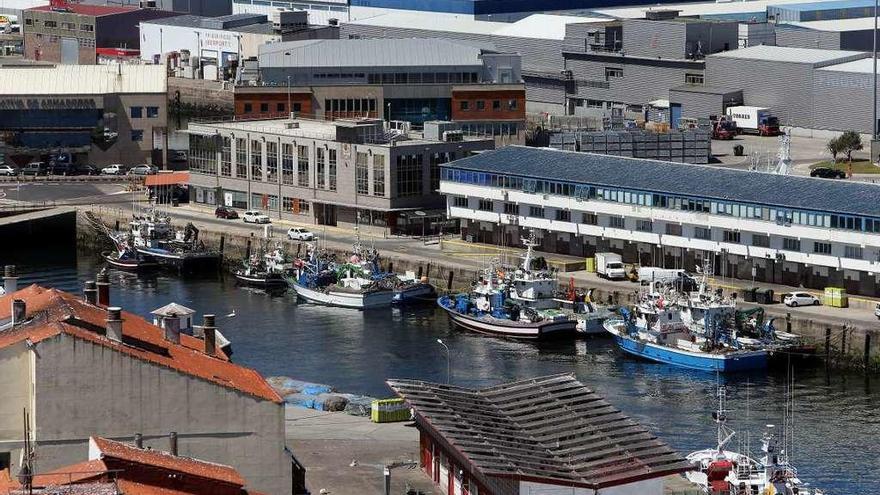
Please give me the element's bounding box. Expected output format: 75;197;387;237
234;273;287;288
392;283;437;304
102;251;159;271
605;321;768;372
438;302;576;340
288;279;394;309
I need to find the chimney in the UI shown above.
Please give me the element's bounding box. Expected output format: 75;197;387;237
203;314;216;356
3;265;18;294
164;313;180;344
83;280;98;305
106;307;123;342
11;299;26;326
169;432;178;456
96;271;110;307
134;433;143;449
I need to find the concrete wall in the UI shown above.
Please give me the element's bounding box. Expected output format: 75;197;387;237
0;342;32;476
775;26;842;50
32;333;291;495
670;88;742;119
812;69;876;135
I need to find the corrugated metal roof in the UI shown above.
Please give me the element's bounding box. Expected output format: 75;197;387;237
444;146;880;217
788;16;880;31
259;38;492;68
593;0;809;18
709;45;867;65
0;64;166;95
771;0;875;11
388;374;692;489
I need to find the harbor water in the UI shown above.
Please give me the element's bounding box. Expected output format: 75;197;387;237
9;247;880;494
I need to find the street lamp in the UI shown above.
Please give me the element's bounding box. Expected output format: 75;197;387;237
287;75;292;118
436;338;450;384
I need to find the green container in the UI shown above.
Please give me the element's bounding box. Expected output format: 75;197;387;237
371;398;411;423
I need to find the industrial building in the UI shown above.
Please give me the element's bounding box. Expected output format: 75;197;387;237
232;0;348;25
768;0;879;22
81;0;233;16
0;283;296;495
185;117;495;234
21;2;177;64
235;38;525;141
0;64;167;166
139;11;338;81
440;146;880;296
776;16;880;51
388;374;691;495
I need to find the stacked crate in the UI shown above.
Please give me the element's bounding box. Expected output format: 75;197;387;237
549;129;711;164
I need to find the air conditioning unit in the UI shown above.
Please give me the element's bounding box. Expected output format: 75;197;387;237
443;130;464;142
285;122;300;129
139;0;157;8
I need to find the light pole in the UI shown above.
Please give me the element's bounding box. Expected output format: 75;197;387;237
436;338;450;384
287;75;292;118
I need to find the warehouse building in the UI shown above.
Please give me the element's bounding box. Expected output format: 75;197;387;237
0;64;167;166
81;0;232;16
768;0;879;22
776;17;880;51
21;3;177;64
441;146;880;296
232;0;348;25
185;117;494;234
237;38;525;142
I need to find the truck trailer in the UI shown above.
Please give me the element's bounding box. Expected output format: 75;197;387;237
725;106;780;136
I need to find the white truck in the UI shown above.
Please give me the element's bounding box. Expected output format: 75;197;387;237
724;106;780;136
596;252;626;280
638;267;687;285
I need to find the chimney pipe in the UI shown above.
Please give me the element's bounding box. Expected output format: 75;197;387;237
106;307;123;342
169;432;178;456
134;433;143;449
83;280;98;305
203;314;216;356
164;313;180;344
11;299;26;327
96;271;110;307
3;265;18;294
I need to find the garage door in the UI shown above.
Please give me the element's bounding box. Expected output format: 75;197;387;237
60;38;78;64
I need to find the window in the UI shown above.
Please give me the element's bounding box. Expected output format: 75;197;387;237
665;223;682;236
250;139;262;181
130;130;144;142
605;67;623;80
453;196;468;208
297;145;309;187
723;230;741;243
430;152;453;192
478;199;493;212
282;143;294;185
752;234;770;248
266;141;278;182
284;197;310;215
503;202;518;215
373;155;385;197
146;106;159;118
235;138;247;178
845;246;863;259
636;220;653;232
130;106;143;118
609;217;625;229
555;210;571;222
80;24;93;31
260;103;269;113
694;227;712;240
476;100;485;111
685;73;704;85
220;136;231;177
328;149;337;191
25;19;33;26
582;212;598;225
492;100;501;110
396;154;423;197
61;22;75;30
316;148;325;189
188;134;216;175
783;238;801;251
813;242;831;255
244;103;253;114
44;20;57;28
459;101;469;111
529;206;544;218
508;99;518;110
356;152;369;195
293;102;302;112
277;103;285;113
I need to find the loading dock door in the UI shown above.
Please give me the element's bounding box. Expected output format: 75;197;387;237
670;103;682;129
60;37;79;64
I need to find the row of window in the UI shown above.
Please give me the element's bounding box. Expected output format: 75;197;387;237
325;98;376;114
241;102;303;114
25;18;93;32
603;66;704;85
130;106;160;119
365;72;479;85
459;99;518;112
441;168;880;234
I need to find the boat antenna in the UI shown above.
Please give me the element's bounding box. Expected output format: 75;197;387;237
713;384;735;454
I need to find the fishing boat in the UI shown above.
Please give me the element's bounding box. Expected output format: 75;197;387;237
603;305;768;372
685;386;823;495
101;233;159;271
554;288;614;335
126;211;221;270
234;244;291;288
392;270;437;304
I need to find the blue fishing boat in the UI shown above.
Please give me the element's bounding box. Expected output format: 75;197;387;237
603;307;768;372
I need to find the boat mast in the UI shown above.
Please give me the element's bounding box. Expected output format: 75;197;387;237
714;385;736;454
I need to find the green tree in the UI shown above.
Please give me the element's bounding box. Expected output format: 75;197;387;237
826;136;840;163
837;130;863;163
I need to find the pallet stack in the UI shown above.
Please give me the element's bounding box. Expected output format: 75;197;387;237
549;129;711;164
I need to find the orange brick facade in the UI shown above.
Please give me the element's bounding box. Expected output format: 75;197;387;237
235;92;313;120
451;88;526;122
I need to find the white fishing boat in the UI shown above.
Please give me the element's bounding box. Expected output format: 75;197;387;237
234;244;290;288
125;210;220;269
392;270;437;304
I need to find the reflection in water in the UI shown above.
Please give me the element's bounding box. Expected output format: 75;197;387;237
5;248;878;494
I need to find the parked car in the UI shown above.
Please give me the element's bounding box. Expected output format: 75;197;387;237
0;164;17;176
810;167;846;179
783;292;820;307
170;150;188;162
72;164;99;176
21;162;47;176
243;210;271;224
287;227;314;241
875;302;880;320
101;164;125;175
215;206;239;219
128;164;157;176
47;162;75;176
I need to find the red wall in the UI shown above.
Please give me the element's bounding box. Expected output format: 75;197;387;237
451;89;526;122
234;92;313;119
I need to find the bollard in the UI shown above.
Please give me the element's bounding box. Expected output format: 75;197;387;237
447;270;454;291
865;334;872;369
219;235;225;254
388;262;394;274
115;220;119;231
825;328;831;363
786;313;792;333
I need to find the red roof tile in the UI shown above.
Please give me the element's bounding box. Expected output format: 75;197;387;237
0;286;281;403
31;459;108;487
93;437;246;487
31;4;137;16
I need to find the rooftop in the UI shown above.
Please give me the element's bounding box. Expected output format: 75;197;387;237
0;285;282;403
592;0;810;19
30;3;135;16
258;38;497;68
770;0;876;11
0;64;166;95
141;13;283;35
787;16;880;31
709;45;867;65
818;57;880;74
388;374;691;489
150;301;196;317
443;146;880;218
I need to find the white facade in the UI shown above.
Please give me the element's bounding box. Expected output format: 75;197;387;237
233;0;348;25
